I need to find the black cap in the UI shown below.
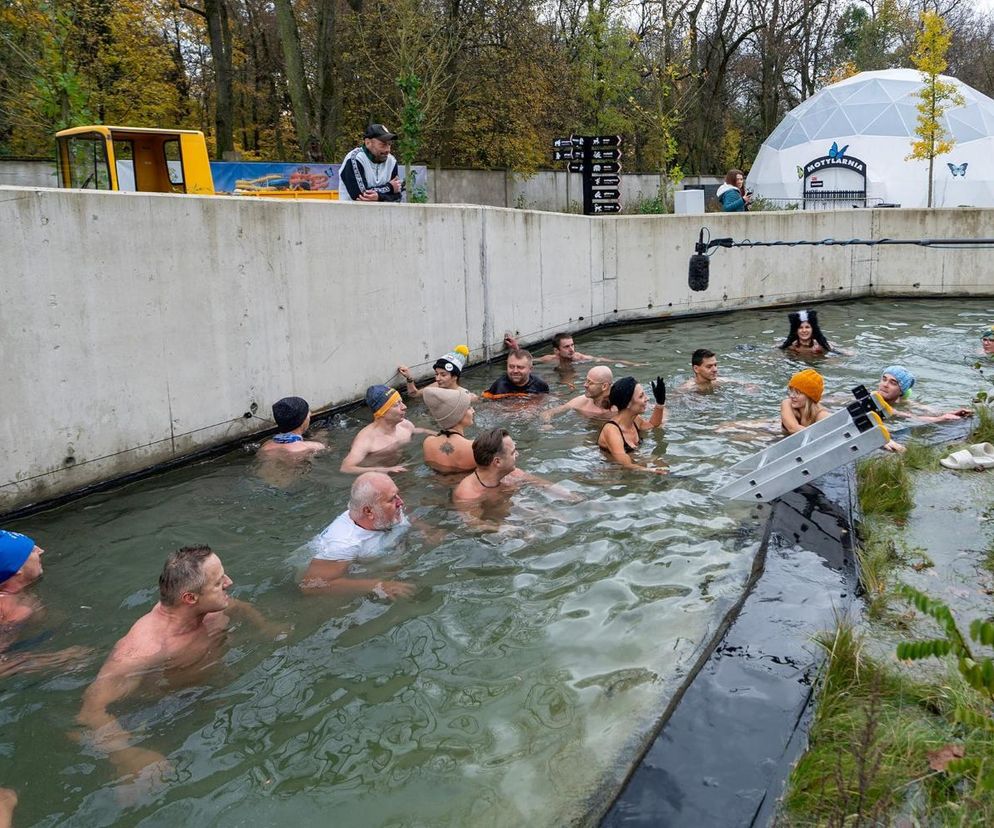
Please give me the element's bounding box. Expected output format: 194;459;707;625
272;396;310;431
364;123;397;141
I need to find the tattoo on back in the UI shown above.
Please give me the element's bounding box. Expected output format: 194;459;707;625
440;442;454;455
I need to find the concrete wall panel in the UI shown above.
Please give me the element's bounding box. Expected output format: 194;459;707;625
3;184;994;513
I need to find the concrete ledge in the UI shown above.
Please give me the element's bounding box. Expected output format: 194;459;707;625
3;184;994;513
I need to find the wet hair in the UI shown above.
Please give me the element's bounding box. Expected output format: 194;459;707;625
780;309;831;352
508;348;533;364
552;332;573;348
609;376;638;410
691;348;715;366
473;428;510;467
724;169;744;186
159;545;214;606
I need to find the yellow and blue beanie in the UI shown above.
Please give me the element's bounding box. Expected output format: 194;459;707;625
365;385;401;418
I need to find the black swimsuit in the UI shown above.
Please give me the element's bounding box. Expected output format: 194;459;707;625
605;421;637;454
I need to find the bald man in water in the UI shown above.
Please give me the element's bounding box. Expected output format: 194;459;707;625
542;366;615;421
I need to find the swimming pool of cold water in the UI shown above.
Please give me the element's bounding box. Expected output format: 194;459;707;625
3;298;990;827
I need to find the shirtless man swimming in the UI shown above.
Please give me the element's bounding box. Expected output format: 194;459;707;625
504;332;632;369
421;387;476;473
340;385;432;474
875;366;971;423
679;349;722;393
0;530;89;678
256;396;326;457
542;366;615;421
452;429;528;504
77;546;278;780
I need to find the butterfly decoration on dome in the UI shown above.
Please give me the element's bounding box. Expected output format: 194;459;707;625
947;162;968;177
828;142;849;159
796;165;804;179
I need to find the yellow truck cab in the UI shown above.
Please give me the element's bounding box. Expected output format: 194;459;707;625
55;125;338;199
56;125;214;194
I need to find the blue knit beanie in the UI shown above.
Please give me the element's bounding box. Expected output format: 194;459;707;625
365;384;401;418
882;366;915;396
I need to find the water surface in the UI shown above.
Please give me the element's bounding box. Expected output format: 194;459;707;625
3;297;990;826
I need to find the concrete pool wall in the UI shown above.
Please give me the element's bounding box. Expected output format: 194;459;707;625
2;184;993;513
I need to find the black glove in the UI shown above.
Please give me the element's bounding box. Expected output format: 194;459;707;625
650;376;666;405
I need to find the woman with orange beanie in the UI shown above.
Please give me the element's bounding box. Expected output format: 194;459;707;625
781;369;830;434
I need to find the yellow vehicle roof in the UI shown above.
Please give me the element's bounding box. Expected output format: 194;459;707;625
56;125;205;139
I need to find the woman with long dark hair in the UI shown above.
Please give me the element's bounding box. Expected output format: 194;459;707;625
779;309;834;355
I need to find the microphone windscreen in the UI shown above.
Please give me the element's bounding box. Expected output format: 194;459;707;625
688;253;709;292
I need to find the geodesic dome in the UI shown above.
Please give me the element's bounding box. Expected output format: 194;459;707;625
748;69;994;209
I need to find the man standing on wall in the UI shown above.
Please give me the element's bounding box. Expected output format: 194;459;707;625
338;124;403;203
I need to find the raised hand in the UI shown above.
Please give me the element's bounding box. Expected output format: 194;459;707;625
650;376;666;405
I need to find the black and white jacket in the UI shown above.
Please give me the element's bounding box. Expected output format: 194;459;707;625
338;146;401;202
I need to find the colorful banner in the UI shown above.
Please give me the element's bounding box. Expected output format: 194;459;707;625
209;161;429;197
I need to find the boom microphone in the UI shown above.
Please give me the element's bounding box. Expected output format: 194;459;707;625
688;252;709;292
689;229;709;291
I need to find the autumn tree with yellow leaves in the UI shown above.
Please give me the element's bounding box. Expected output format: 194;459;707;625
907;10;965;208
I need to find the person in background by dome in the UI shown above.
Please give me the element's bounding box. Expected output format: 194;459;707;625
781;369;831;434
717;169;751;212
422;387;476;473
597;376;668;473
257;397;326;458
874;366;971;424
398;345;476;400
779;309;838;355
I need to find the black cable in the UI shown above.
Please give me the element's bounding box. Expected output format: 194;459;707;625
707;235;994;252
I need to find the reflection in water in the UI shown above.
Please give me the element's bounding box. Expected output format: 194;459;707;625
2;298;991;825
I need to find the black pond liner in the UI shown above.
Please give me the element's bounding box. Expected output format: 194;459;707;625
596;419;976;827
596;465;859;828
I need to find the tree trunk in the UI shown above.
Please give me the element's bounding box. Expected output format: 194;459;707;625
274;0;317;158
204;0;234;158
315;0;339;160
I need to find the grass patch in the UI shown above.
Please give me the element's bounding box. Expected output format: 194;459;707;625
970;404;994;445
855;521;905;619
857;454;913;522
781;621;994;826
901;440;941;471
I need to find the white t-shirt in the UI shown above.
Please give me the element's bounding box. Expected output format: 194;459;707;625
310;511;408;563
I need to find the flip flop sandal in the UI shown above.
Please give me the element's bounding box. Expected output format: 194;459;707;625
940;449;979;470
